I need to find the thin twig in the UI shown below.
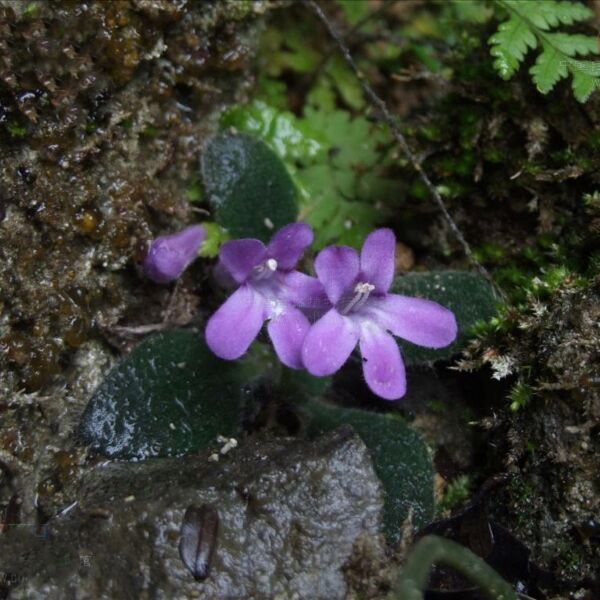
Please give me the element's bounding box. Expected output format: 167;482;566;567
306;0;498;289
306;1;391;89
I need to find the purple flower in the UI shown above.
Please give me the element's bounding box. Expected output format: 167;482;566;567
143;225;205;283
301;229;458;400
206;223;325;369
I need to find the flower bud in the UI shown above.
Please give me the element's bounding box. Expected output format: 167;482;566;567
143;225;205;283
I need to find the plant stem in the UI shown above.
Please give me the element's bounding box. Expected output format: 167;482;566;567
388;535;518;600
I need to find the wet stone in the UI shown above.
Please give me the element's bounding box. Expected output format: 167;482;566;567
0;427;384;599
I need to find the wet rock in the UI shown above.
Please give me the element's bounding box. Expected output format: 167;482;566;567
0;427;384;599
0;0;265;392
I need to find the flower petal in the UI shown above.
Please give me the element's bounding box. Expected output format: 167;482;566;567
212;259;237;290
280;271;330;314
315;245;359;305
220;239;267;284
143;225;205;283
369;293;458;348
267;306;310;369
359;325;406;400
301;309;358;376
360;228;395;293
205;286;266;360
267;222;314;271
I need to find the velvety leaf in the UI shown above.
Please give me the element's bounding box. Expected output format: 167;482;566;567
302;399;434;542
201;133;298;242
79;331;245;460
390;271;499;366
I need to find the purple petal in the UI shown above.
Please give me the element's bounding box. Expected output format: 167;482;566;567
280;271;330;311
267;223;314;271
220;239;266;284
360;228;395;293
212;259;237;290
315;245;359;305
143;225;205;283
369;294;458;348
267;306;310;369
205;285;266;360
359;326;406;400
301;309;358;376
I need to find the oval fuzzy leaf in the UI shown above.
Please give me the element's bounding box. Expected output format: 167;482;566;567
201;133;298;242
302;399;433;542
79;330;245;460
391;271;499;366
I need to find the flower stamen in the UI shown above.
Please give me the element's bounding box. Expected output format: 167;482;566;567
253;258;279;280
341;282;375;314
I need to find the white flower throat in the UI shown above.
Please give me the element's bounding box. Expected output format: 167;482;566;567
340;282;375;315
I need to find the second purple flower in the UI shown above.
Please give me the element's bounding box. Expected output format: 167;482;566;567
301;229;458;400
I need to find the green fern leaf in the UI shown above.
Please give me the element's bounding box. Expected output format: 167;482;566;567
532;0;593;28
490;0;600;102
501;0;593;30
569;59;600;102
530;43;568;93
545;32;600;57
489;14;537;79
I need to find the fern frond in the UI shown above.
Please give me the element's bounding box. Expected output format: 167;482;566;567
489;0;600;102
570;59;600;102
530;43;567;93
489;14;537;79
545;32;599;56
521;0;593;29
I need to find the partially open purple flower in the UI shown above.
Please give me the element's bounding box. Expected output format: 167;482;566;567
301;229;457;400
143;225;205;284
206;223;325;369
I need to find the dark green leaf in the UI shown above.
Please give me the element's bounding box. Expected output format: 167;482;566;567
302;399;434;542
79;331;245;460
201;133;298;242
391;271;499;365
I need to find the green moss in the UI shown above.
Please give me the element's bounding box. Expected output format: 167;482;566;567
186;178;203;203
437;475;472;515
509;381;532;412
7;122;27;138
473;243;507;264
23;1;38;17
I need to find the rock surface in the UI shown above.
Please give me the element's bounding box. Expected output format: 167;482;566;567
0;0;266;563
0;0;263;393
0;427;384;599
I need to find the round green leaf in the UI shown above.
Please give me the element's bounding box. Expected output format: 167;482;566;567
79;331;245;460
201;132;298;242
